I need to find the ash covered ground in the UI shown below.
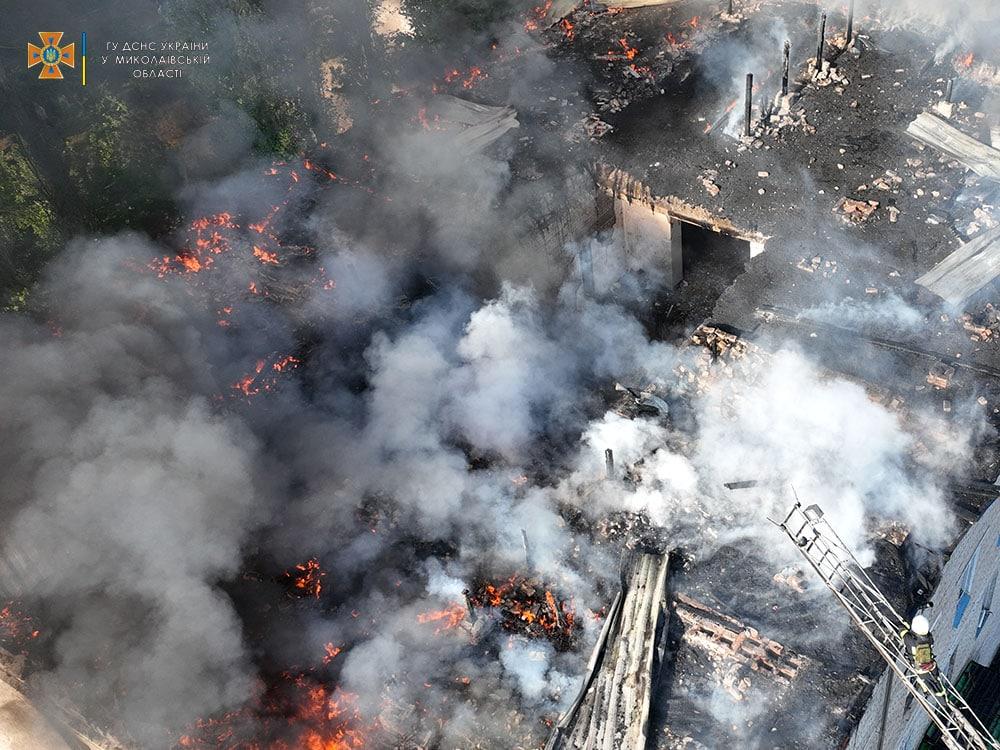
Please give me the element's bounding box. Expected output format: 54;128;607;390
0;1;999;749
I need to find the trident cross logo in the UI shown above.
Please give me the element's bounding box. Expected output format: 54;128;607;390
27;32;76;80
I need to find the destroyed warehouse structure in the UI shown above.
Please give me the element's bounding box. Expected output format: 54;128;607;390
5;0;1000;748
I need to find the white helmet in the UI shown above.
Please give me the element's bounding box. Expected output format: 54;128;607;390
911;615;930;636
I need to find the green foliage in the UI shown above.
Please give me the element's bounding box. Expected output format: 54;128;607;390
403;0;519;45
247;95;311;156
0;140;59;306
165;0;314;156
62;92;175;233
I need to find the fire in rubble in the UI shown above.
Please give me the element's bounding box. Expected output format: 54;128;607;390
559;18;575;42
443;65;487;90
0;601;40;651
416;603;468;634
177;672;374;750
284;557;327;600
467;574;578;649
231;353;302;399
524;0;554;32
146;158;339;302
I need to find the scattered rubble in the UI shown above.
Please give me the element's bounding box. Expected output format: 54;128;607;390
674;593;810;697
582;113;614;138
699;169;720;197
835;197;880;223
926;362;956;389
773;565;809;593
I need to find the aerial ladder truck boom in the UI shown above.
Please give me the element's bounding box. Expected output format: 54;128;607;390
775;501;1000;750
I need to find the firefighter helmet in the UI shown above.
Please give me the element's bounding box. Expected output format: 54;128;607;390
911;614;930;636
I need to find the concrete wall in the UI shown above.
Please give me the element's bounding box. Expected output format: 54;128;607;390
847;497;1000;750
578;196;684;296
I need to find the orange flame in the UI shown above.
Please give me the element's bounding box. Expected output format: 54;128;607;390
466;575;577;645
322;643;342;665
253;246;280;265
617;37;638;60
524;0;553;31
177;676;374;750
288;558;326;599
0;602;40;648
560;18;575;41
231;353;301;397
417;603;467;634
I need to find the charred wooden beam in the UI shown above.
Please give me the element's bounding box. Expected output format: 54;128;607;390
546;552;670;750
816;12;827;68
906;110;1000;181
846;0;855;46
744;73;754;137
781;40;790;95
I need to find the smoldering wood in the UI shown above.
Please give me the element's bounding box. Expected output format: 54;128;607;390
744;73;753;137
906;111;1000;182
816;12;827;67
546;552;670;750
781;41;790;95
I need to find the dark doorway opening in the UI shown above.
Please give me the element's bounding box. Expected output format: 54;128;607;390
675;222;750;322
681;222;750;277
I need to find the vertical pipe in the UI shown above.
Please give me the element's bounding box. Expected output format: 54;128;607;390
846;0;855;46
744;72;753;137
727;0;733;14
945;78;954;103
816;12;827;69
781;40;790;95
521;529;534;570
605;448;615;479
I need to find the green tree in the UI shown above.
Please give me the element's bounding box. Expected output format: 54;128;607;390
62;92;176;233
0;138;60;309
403;0;519;45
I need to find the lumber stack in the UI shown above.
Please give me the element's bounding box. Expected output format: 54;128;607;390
546;552;670;750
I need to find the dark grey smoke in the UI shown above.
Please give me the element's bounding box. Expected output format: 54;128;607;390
0;1;992;748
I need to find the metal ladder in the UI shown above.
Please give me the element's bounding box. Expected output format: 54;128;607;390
775;501;1000;750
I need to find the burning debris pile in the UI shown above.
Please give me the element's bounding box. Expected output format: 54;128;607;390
177;669;374;750
0;600;39;651
466;574;579;649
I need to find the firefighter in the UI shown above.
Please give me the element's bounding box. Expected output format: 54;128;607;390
900;614;946;698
